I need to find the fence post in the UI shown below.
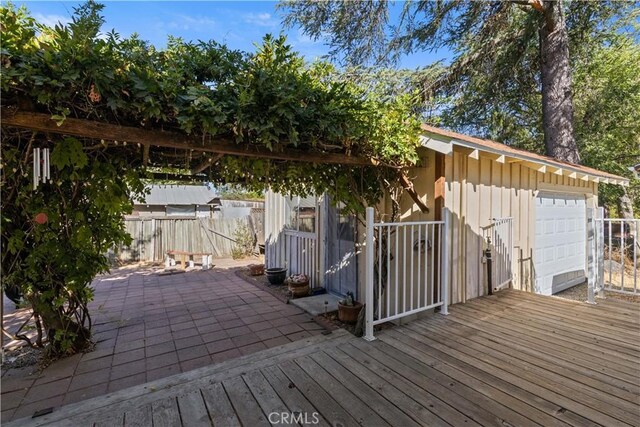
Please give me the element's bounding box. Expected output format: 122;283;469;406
596;207;605;297
364;207;376;341
440;207;449;315
587;209;596;304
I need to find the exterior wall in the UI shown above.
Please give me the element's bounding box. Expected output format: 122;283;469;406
444;147;598;305
270;147;600;307
214;200;264;220
132;205;167;217
196;206;211;217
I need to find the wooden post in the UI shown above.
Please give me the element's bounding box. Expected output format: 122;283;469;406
363;207;375;341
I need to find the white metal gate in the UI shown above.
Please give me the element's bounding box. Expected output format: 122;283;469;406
283;229;319;287
484;217;514;293
593;209;639;296
364;208;450;341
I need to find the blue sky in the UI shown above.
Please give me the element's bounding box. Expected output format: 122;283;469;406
16;1;450;69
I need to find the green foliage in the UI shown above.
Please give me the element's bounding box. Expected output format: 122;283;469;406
2;2;422;215
217;184;263;201
282;0;640;212
573;35;640;214
1;135;144;355
231;223;255;259
1;2;425;355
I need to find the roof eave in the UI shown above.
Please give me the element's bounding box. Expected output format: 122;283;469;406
420;132;629;187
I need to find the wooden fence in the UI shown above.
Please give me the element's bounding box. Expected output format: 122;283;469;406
114;216;254;263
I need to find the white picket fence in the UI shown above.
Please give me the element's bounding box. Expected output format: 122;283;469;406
484;217;514;292
283;229;319;287
364;208;449;340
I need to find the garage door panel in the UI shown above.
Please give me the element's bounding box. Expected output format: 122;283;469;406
534;192;586;295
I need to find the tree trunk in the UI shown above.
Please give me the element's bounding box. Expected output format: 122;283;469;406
618;188;635;220
30;296;92;356
539;0;580;164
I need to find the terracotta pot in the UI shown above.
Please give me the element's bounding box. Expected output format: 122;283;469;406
338;302;363;324
249;264;265;276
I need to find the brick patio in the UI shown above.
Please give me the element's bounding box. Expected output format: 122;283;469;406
1;260;326;422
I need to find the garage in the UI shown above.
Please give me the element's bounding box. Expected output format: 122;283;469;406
534;192;587;295
267;126;629;304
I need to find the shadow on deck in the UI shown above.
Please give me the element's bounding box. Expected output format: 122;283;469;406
8;289;640;427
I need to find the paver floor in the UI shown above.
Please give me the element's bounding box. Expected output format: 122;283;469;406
1;260;325;422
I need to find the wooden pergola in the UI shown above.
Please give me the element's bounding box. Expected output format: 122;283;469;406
2;108;428;212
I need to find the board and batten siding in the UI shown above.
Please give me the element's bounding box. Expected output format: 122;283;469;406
443;147;598;305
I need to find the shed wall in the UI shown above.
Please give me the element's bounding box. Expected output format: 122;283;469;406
443;148;598;304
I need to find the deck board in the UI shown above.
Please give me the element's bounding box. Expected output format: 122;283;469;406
430;312;640;397
123;405;152;427
446;303;640;382
200;383;240;427
8;290;640;427
414;319;639;423
176;391;210;427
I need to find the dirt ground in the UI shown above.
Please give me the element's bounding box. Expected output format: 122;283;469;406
555;282;640;304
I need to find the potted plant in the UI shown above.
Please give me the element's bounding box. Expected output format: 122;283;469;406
265;267;287;285
248;264;265;276
286;273;310;298
338;291;363;324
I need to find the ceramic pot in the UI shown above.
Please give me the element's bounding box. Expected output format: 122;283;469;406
265;267;287;285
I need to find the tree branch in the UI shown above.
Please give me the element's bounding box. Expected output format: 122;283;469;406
398;171;429;213
510;0;545;12
191;153;225;174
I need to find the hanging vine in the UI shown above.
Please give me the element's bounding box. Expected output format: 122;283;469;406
1;2;423;355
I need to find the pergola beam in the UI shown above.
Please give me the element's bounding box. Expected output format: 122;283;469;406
1;110;377;167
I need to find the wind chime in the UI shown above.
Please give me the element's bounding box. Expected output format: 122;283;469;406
32;147;50;190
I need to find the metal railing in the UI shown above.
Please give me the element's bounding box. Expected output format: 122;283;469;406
283;229;319;287
483;217;514;292
364;208;449;340
595;216;639;295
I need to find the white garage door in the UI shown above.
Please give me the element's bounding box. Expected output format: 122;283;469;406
534;192;587;295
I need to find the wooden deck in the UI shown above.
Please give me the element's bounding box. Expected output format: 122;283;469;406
9;290;640;427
